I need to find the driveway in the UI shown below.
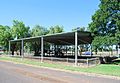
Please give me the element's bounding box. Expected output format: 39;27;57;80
0;61;119;83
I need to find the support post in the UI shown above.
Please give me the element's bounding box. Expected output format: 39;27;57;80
66;45;67;56
41;37;44;63
75;31;78;66
90;44;92;57
21;40;24;59
8;41;11;56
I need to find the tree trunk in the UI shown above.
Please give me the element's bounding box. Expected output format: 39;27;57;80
12;49;14;55
20;49;21;56
11;44;16;56
33;42;40;56
95;47;97;55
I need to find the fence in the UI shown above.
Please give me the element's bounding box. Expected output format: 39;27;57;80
26;56;100;67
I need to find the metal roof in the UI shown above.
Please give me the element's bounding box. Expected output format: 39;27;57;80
10;31;93;45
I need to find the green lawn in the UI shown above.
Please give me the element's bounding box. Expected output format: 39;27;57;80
0;56;120;77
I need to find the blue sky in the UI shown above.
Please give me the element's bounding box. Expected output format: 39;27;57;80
0;0;100;31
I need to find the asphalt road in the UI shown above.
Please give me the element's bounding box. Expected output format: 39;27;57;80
0;61;120;83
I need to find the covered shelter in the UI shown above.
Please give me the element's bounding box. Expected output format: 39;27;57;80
9;31;93;66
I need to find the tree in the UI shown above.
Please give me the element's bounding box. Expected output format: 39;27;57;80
89;0;120;36
12;20;30;39
11;20;30;55
89;0;120;54
92;36;117;54
115;30;120;42
31;25;48;56
48;25;64;34
0;25;13;51
31;25;48;37
115;19;120;41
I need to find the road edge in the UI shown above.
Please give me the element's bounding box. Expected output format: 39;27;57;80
0;60;120;80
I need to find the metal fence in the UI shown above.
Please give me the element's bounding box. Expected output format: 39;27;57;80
25;56;100;67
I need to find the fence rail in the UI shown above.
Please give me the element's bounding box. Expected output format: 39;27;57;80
28;56;100;66
10;55;100;66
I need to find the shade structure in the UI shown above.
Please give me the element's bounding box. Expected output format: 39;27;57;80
9;31;93;66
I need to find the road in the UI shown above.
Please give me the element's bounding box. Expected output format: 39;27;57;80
0;61;119;83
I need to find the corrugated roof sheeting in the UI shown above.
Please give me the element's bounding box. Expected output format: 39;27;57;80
10;31;93;45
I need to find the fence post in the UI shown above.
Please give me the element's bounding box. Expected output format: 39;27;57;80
87;58;89;67
51;57;53;61
67;58;69;63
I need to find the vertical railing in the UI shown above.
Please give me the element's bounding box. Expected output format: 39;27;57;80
41;37;44;63
75;31;78;66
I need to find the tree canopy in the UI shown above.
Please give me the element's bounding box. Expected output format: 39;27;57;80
31;25;48;37
0;25;13;50
48;25;64;34
88;0;120;53
0;19;65;52
12;20;30;39
89;0;120;36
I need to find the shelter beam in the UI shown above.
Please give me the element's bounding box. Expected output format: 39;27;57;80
21;40;24;59
41;37;44;62
8;41;11;56
75;31;78;66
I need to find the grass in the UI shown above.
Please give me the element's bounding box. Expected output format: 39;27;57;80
0;56;120;77
112;58;120;65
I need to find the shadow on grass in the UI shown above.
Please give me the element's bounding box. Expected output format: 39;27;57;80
104;58;120;65
112;59;120;65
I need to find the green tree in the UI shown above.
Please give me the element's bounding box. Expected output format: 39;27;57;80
11;20;30;55
0;25;13;51
31;25;48;37
89;0;120;54
115;30;120;42
31;25;48;56
115;19;120;41
12;20;30;39
89;0;120;36
48;25;64;34
92;36;117;54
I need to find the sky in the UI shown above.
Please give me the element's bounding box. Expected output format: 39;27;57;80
0;0;100;31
